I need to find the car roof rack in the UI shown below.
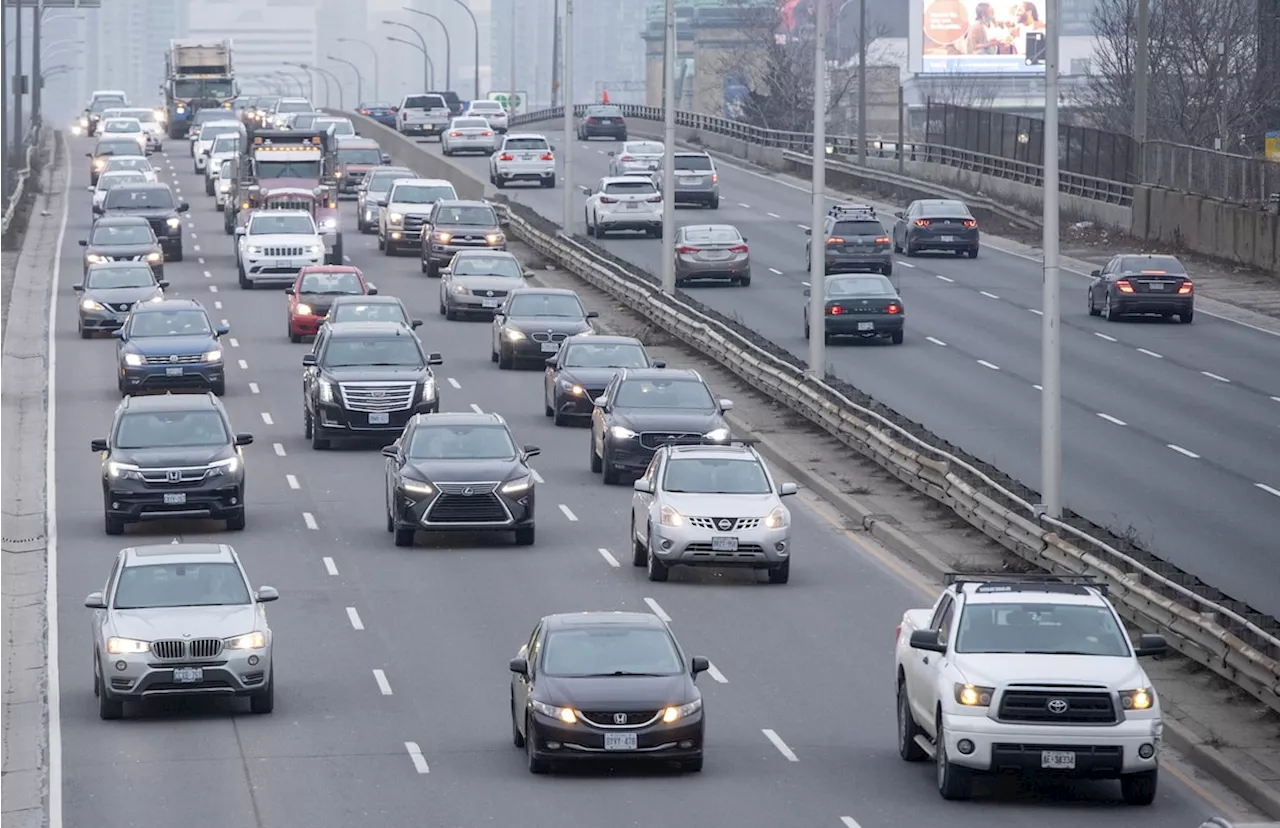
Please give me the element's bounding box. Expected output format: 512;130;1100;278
829;203;877;219
945;572;1107;596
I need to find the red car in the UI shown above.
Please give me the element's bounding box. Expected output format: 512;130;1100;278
285;266;376;342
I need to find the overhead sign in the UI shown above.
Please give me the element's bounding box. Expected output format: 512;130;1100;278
2;0;100;6
1267;132;1280;163
920;0;1045;74
486;91;528;114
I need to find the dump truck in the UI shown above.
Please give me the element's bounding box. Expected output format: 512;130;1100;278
165;39;237;139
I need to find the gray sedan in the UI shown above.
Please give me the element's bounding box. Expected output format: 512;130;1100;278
85;542;278;719
440;249;529;319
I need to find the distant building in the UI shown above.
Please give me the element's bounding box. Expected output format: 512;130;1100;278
573;0;648;105
86;0;184;106
318;0;369;106
489;0;556;112
185;0;319;102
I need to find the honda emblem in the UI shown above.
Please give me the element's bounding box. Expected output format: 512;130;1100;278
166;470;181;483
613;713;628;725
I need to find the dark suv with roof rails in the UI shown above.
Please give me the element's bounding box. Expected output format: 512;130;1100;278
95;183;189;261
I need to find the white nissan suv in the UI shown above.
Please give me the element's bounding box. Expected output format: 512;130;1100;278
235;210;325;289
489;133;556;189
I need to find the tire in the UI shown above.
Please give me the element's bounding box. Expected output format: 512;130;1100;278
767;558;790;584
905;241;918;257
394;525;415;547
303;408;313;439
935;721;973;800
211;380;226;397
632;520;647;566
526;716;550;773
513;525;535;546
80;323;92;339
709;196;719;209
495;176;506;189
890;330;904;345
491;346;499;363
249;672;274;714
1103;292;1120;322
104;509;125;536
589;431;603;473
98;677;124;720
498;344;513;369
377;235;385;251
426;260;439;278
1180;309;1194;324
444;303;455;320
383;242;395;257
646;541;670;582
681;755;704;773
225;508;246;531
544;175;556;188
601;446;621;485
738;276;751;286
968;246;980;258
511;692;526;747
216;201;224;212
1120;769;1158;805
386;498;394;532
544;395;554;417
1087;289;1101;316
896;679;928;761
552;401;570;427
882;264;893;277
170;246;184;262
238;267;251;289
290;325;302;344
310;423;330;450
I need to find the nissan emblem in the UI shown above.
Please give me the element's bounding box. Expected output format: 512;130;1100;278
1047;698;1069;714
613;713;628;725
717;519;732;530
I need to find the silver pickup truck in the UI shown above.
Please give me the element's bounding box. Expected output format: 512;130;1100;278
396;93;451;140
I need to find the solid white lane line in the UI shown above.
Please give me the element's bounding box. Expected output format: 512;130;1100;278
926;336;947;347
447;377;461;389
1257;483;1280;498
597;548;620;567
228;338;239;348
261;412;274;425
302;512;318;530
1028;308;1043;315
643;597;671;622
346;607;364;630
935;274;954;283
767;212;780;218
1096;413;1127;426
1167;444;1200;458
1202;371;1231;383
530;468;544;483
980;291;999;299
248;382;259;394
977;360;1000;370
762;728;799;761
706;661;728;683
469;403;483;414
323;556;339;576
373;669;393;695
768;267;783;275
208;285;217;292
840;818;863;828
273;442;286;456
1138;348;1163;358
286;474;300;489
214;301;222;309
558;504;578;522
237;359;248;370
1094;332;1117;342
404;742;429;774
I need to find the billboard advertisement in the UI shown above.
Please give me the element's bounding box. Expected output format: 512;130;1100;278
920;0;1046;74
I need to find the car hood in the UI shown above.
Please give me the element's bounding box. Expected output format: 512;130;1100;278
403;457;523;484
321;366;429;383
955;653;1147;690
108;604;259;641
111;445;233;468
296;292;363;313
455;274;522;293
611;408;725;433
538;674;693;709
662;492;778;518
103;206;177;220
387;202;435;215
506;316;593;335
435;223;501;237
243;234;323;247
556;367;626;388
86;243;160;257
85;286;163;304
125;334;218;355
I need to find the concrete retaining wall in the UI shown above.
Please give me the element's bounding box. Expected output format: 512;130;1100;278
1131;185;1279;272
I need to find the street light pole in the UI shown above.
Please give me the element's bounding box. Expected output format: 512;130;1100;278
509;4;517;114
1133;0;1149;180
561;0;574;229
1040;0;1062;519
403;8;452;91
387;37;434;90
337;38;380;102
806;0;828;378
856;0;867;165
32;0;42;129
436;0;480;101
14;0;25;154
284;61;315;102
660;0;676;294
328;55;363;108
383;20;430;91
311;66;345;110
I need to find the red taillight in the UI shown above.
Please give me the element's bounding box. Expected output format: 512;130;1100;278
914;219;930;227
828;305;843;315
963;219;977;228
599;196;618;204
711;173;718;184
360;109;370;114
646;194;662;202
875;236;890;245
1178;280;1193;294
450;131;463;137
677;245;700;254
587;117;599;124
480;130;492;136
499;153;513;161
886;303;901;314
827;237;844;245
620;155;633;162
617;117;626;124
729;244;748;253
1116;279;1135;293
540;152;554;161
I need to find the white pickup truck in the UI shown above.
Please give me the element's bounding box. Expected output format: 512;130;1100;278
894;573;1168;805
396;93;451;140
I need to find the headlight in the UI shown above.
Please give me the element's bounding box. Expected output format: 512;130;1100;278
388;212;403;224
93;159;105;169
208;456;240;476
609;426;636;440
106;636;150;654
85;254;106;264
452;284;470;295
659;504;684;527
532;700;578;724
318;379;335;403
703;427;730;441
433;231;452;243
148;293;165;303
153;109;166;121
660;698;702;723
763;505;789;529
400;479;434;495
106;460;141;479
501;475;532;494
247;246;263;255
219;180;231;192
420;377;436;400
146;251;163;262
954;683;995;707
322;218;337;229
203;349;223;362
505;329;526;341
560;380;585;396
166;217;181;229
79;117;89;127
123;353;145;367
80;298;104;311
484;233;504;245
295;303;313;316
1120;688;1154;710
307;245;324;256
225;631;266;650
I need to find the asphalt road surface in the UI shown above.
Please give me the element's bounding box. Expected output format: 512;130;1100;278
412;127;1280;617
52;136;1238;828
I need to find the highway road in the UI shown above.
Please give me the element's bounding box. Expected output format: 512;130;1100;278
407;124;1280;618
52;135;1240;828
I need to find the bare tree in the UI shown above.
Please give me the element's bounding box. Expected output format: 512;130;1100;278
923;71;998;109
1082;0;1274;151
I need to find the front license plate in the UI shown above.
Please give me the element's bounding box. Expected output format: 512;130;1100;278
540;342;560;353
165;366;183;377
369;412;390;425
163;492;187;505
604;732;638;751
173;667;203;684
1041;750;1075;769
857;321;874;331
275;260;290;268
711;536;739;552
482;299;499;308
941;235;955;242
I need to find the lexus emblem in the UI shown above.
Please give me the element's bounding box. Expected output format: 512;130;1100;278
168;354;179;363
613;713;628;725
717;519;733;530
1047;698;1069;714
166;470;181;483
462;487;474;496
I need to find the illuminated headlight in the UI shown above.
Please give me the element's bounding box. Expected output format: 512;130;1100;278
532;700;578;724
85;254;106;264
433;231;452;243
219;180;231;192
659;504;684;527
106;636;150;654
93;159;106;169
208;456;240;476
79;117;89;127
203;348;223;362
122;353;145;367
1120;688;1154;710
954;683;995;707
321;218;337;229
295;303;314;316
166;217;181;229
318;378;336;403
334;171;343;178
154;109;166;121
80;298;105;311
484;233;504;245
763;505;789;529
610;425;636;440
452;284;470;295
388;212;403;224
106;460;142;480
400;479;434;495
175;105;186;114
224;631;265;650
307;244;324;256
505;329;526;341
661;698;702;723
500;475;532;494
560;380;584;395
246;246;263;255
703;427;730;441
420;377;436;399
146;251;163;262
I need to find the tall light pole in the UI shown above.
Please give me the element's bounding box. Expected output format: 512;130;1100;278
660;0;676;294
403;7;452;91
311;65;346;110
327;54;363;107
32;0;42;128
434;0;481;101
383;20;431;90
387;36;435;90
337;37;380;102
561;0;574;229
806;0;829;377
856;0;867;165
508;5;517;114
1040;0;1062;518
284;61;315;101
1133;0;1150;180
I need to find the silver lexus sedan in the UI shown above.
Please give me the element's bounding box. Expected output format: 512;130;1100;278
85;542;278;719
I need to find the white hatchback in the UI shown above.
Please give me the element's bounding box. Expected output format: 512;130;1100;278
489;134;556;189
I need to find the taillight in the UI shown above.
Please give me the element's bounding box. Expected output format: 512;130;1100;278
480;130;492;136
620;155;633;162
540;153;554;161
1178;280;1193;294
599;196;618;204
1116;279;1135;293
587;117;599;124
914;219;930;227
875;236;890;245
450;131;462;137
886;304;901;314
729;244;748;253
711;173;718;184
499;153;513;161
827;237;844;245
617;117;626;124
828;305;843;315
677;245;700;254
646;194;662;202
963;219;977;228
360;109;370;114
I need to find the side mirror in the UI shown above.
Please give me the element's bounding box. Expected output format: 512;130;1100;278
215;325;230;336
523;270;534;278
234;226;246;236
375;197;388;206
90;438;108;452
652;359;666;368
427;352;443;365
92;205;103;215
177;202;190;213
87;185;94;192
78;239;88;246
381;153;391;163
440;268;452;277
804;228;811;235
284;286;295;295
583;188;593;197
380;445;399;458
585;310;599;319
803;288;811;297
545;356;558;367
549;144;556;151
86;152;93;157
111;329;125;339
84;591;107;609
592;395;607;408
633;479;653;493
607;151;615;157
522;444;541;458
508;656;529;675
908;629;948;653
718;399;734;411
779;482;798;496
367;286;378;295
690;656;710;677
741;236;748;241
302;354;317;366
1134;633;1168;657
234;432;254;446
894;210;904;219
1090;269;1102;278
73;284;86;293
157;281;170;289
410;319;423;328
255;585;280;603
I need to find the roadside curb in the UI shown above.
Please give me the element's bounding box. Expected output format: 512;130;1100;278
1162;718;1280;820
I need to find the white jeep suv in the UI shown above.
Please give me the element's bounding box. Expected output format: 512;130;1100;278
235;210;325;289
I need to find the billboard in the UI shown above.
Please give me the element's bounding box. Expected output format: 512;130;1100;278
920;0;1046;74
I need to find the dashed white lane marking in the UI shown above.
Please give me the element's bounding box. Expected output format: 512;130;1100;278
1028;308;1043;315
404;742;429;774
979;290;999;299
273;442;286;456
1138;348;1163;358
193;244;200;252
238;359;248;370
1094;332;1117;342
346;607;364;630
706;661;728;683
737;202;750;208
840;819;864;828
1201;371;1230;383
373;669;393;695
203;270;212;278
228;338;239;348
935;274;954;283
214;301;222;309
597;548;620;567
190;232;197;240
1257;483;1280;498
469;403;483;414
1271;396;1280;403
897;261;915;268
302;511;318;530
208;285;217;292
926;336;947;347
261;412;274;425
446;377;461;389
249;382;260;394
285;473;300;489
643;597;671;622
768;267;783;275
221;319;229;327
797;224;809;231
530;468;544;484
1033;384;1043;391
1096;413;1127;426
1167;444;1200;458
198;257;206;265
977;359;1000;370
323;556;339;576
343;254;352;262
767;212;780;218
762;729;799;761
558;504;579;522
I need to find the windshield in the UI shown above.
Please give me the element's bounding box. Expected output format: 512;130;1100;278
434;205;496;225
299;271;363;294
615;378;715;410
683;226;741;243
453;118;490;129
105;188;174;209
317;120;355;135
453;256;520;279
90;98;126;114
468;102;502;112
128;309;212;337
955;602;1131;656
338;148;382;164
105;158;150;174
113;562;250;610
362;102;396;109
87;266;156;289
504;138;549;151
391;184;456;204
97;173;148;191
173;78;235;98
199;124;239;140
290;114;318;129
587;106;623;118
406;424;516;460
604;180;656;195
277;100;313;113
212;136;239;153
96;141;142;156
542;627;683;677
91;225;153;245
367;172;411;193
507;293;584;318
256;159;322;179
832;220;885;237
120;110;158;123
919;201;970;218
330;302;408;324
403;95;445;109
249;214;315;235
624;142;664;155
827;275;896;297
323;337;423;367
563;342;648;368
191;110;227;125
674;155;713;171
115;410;228;449
663;458;770;494
103;119;141;132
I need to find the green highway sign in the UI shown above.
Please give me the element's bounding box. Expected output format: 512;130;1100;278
486;91;528;113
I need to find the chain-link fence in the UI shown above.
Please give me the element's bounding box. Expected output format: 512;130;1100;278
1142;141;1280;206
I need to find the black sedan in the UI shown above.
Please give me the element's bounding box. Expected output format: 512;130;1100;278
509;611;709;774
1088;253;1194;323
544;335;663;426
804;273;904;344
80;215;165;277
491;288;598;369
382;411;539;547
576;105;628;140
891;199;979;257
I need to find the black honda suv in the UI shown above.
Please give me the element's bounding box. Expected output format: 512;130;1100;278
91;392;253;535
94;183;189;261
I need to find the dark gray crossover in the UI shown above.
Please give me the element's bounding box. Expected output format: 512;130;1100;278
76;261;167;337
80;215;165;277
95;183;190;261
544;335;663;426
420;199;507;277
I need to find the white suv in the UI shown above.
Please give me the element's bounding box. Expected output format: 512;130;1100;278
584;176;663;239
377;178;458;255
895;573;1168;805
235;210;325;289
489;134;556;189
193;121;242;173
204;133;240;196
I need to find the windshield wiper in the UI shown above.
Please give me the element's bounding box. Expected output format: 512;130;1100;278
1021;649;1107;656
577;671;666;677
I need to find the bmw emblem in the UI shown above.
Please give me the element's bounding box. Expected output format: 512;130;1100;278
613;713;627;725
717;519;733;530
462;487;474;496
1047;698;1069;714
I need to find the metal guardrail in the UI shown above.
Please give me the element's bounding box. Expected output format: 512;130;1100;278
510;104;1135;206
2;126;41;235
1143;140;1280;206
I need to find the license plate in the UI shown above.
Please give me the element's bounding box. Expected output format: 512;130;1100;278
941;235;955;242
1149;282;1166;290
369;412;390;425
540;342;560;353
857;321;874;331
520;153;535;160
1041;750;1075;769
703;251;730;260
275;259;291;268
680;177;700;185
163;492;187;505
604;732;637;751
165;366;183;376
626;202;639;210
711;536;739;552
482;299;499;308
173;667;203;684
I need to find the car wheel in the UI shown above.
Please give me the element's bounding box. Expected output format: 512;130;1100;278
249;671;274;714
238;266;252;289
646;539;670;582
545;175;556;188
552;401;570;427
498;344;513;369
897;678;928;761
803;319;810;340
890;330;904;345
1121;769;1158;805
383;241;396;256
881;264;893;277
511;691;526;747
97;673;124;720
544;393;554;417
632;519;647;566
205;178;214;196
526;715;550;774
968;246;980;258
681;755;703;773
709;196;719;209
1180;309;1194;324
377;235;385;251
79;321;92;339
394;525;416;547
170;246;184;262
310;423;330;450
385;497;394;532
589;430;603;473
211;380;226;396
601;445;621;485
225;509;246;531
303;408;313;439
767;558;790;584
491;344;499;363
1087;289;1100;316
513;525;535;546
1103;293;1120;322
290;324;302;344
905;242;918;257
494;176;506;189
935;720;973;800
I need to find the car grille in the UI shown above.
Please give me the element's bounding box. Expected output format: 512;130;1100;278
260;245;307;257
145;218;172;235
137;465;213;485
687;517;762;531
150;638;223;660
338;381;416;412
579;710;661;727
143;353;206;364
402;215;429;233
469;288;509;299
424;483;510;524
529;332;569;343
446;234;496;246
684;542;766;556
639;432;704;450
105;255;145;262
266;199;311;211
108;301;135;313
997;689;1118;724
